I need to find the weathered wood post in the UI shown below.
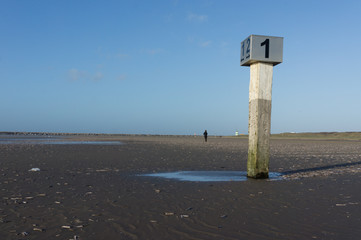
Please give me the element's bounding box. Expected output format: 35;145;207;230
240;35;283;179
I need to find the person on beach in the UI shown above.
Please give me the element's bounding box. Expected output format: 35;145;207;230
203;130;208;142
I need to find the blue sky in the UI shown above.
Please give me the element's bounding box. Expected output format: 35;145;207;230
1;0;361;135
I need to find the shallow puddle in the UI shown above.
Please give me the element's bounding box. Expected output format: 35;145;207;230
141;171;283;182
0;137;123;145
41;141;123;145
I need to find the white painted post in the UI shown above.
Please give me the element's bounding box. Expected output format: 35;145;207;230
240;35;283;179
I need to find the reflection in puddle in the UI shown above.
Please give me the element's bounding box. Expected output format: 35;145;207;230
42;141;123;145
0;138;123;145
141;171;283;182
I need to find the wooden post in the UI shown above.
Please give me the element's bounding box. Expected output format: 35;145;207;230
247;62;273;178
240;35;283;179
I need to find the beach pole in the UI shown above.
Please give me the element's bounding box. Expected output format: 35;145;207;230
240;35;283;179
247;62;273;178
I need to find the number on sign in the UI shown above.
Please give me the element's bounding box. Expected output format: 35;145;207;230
246;38;250;56
260;39;269;58
241;42;245;61
241;37;251;62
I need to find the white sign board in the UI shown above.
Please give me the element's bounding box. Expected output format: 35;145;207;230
240;35;283;66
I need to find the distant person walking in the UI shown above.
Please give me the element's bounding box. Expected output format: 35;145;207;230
203;130;208;142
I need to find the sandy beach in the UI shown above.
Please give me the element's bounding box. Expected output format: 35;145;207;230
1;134;361;239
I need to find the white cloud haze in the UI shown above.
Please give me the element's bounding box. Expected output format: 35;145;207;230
68;68;87;81
93;72;104;81
68;69;104;82
187;12;208;22
200;40;211;47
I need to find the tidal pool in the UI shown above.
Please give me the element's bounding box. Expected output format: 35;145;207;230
41;141;123;145
0;137;123;145
141;171;283;182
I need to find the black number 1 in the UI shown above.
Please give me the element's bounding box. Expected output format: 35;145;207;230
261;39;269;58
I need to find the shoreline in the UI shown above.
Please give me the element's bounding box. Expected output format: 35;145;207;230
2;131;361;141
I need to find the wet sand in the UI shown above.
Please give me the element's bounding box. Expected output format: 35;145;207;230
1;135;361;239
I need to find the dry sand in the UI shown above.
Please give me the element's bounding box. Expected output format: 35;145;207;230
1;135;361;239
